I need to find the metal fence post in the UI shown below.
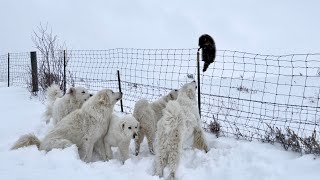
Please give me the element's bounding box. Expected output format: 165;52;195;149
63;50;67;94
197;50;201;118
7;53;10;87
30;51;39;92
117;70;124;113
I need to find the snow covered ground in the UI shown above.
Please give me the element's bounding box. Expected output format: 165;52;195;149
0;84;320;180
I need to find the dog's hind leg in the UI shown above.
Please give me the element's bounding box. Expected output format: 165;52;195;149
105;142;113;160
193;127;209;153
94;137;107;161
81;138;95;163
167;140;181;180
154;141;168;178
154;153;167;177
39;138;73;152
135;129;145;156
145;127;156;154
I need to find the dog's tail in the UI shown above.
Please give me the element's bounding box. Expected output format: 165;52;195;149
159;101;183;133
43;84;63;124
133;99;149;122
46;84;63;103
11;133;41;150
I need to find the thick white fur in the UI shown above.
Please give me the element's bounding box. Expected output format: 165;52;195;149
154;81;209;180
103;114;139;163
43;84;63;124
43;84;92;125
133;89;178;155
11;89;122;163
11;133;40;150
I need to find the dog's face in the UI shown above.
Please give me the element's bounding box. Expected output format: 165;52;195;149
179;81;197;100
120;115;139;139
168;89;179;101
68;87;92;102
96;89;122;106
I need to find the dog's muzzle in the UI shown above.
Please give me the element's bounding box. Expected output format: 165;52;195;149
133;133;138;139
116;93;123;101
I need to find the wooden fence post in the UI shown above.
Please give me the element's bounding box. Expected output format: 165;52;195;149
197;50;201;118
63;50;67;94
7;53;10;87
30;51;39;92
117;70;124;112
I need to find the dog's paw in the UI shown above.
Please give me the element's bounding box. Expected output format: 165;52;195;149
204;146;210;153
168;172;176;180
149;149;155;155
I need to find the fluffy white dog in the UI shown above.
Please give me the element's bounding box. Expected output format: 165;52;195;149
133;89;178;155
11;89;122;163
154;81;209;180
43;84;92;125
103;114;139;163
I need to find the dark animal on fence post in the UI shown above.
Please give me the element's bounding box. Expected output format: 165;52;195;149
198;34;216;72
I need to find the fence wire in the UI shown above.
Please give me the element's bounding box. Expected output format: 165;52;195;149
0;54;8;83
1;48;320;154
6;52;30;87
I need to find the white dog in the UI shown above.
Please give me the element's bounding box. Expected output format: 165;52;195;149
103;114;139;163
133;89;178;155
11;89;122;163
154;81;209;180
43;84;92;125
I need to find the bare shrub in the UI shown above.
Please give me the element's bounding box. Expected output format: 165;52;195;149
31;23;67;94
27;23;75;100
208;115;221;137
264;124;320;155
286;128;301;153
300;130;320;155
263;124;276;144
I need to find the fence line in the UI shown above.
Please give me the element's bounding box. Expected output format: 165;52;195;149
1;48;320;154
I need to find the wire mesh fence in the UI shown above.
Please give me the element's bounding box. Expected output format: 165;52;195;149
0;54;8;83
66;49;197;113
7;52;31;88
0;48;319;154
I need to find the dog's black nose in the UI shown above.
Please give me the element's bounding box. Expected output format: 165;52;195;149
90;94;93;97
133;133;137;139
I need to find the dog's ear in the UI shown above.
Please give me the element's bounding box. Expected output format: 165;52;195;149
99;91;110;105
67;87;76;95
187;87;195;99
168;89;178;100
169;93;174;99
120;122;125;131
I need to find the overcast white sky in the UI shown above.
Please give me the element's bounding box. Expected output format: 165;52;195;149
1;0;320;55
